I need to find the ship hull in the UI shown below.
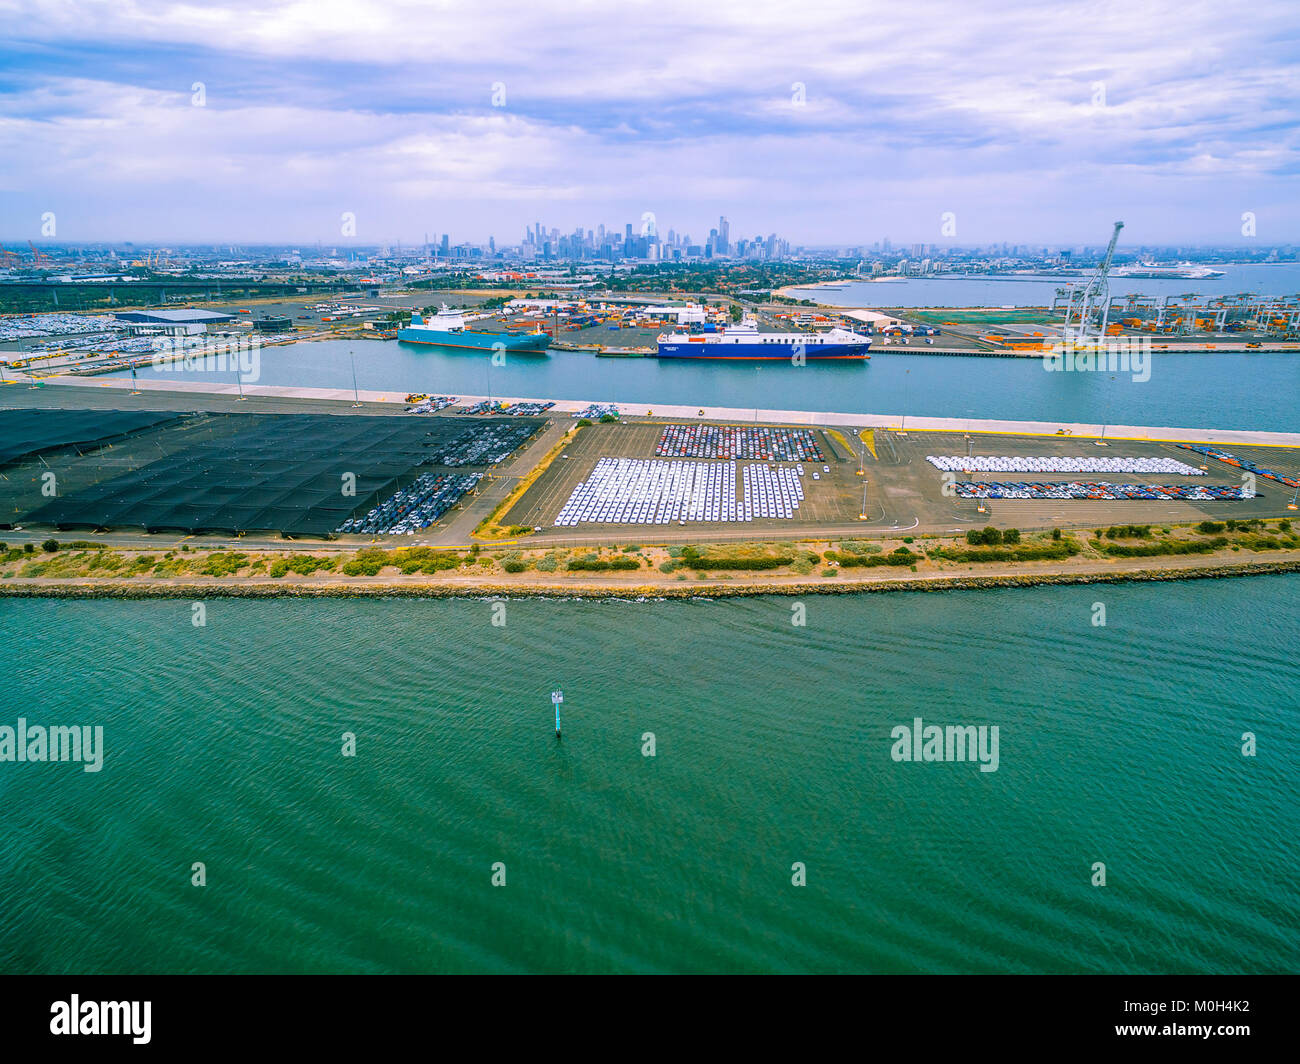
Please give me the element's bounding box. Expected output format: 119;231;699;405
397;329;551;353
656;341;870;360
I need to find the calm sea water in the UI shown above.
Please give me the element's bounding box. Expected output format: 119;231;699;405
116;342;1299;433
788;262;1300;307
2;580;1296;974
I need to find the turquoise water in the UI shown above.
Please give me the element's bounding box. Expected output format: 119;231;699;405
2;579;1296;974
117;342;1299;433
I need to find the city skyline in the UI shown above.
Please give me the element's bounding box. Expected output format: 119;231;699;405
1;0;1297;245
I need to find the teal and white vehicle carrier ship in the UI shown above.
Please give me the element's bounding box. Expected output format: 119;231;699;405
398;305;552;353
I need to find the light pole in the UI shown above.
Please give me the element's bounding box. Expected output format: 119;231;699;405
859;477;868;520
349;349;362;407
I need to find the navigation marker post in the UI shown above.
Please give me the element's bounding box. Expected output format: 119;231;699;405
552;690;563;740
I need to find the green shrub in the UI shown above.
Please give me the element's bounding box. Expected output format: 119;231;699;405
790;558;814;575
1196;520;1226;535
902;536;914;544
1003;528;1021;544
566;555;640;571
825;550;916;567
502;559;528;573
821;568;839;577
599;413;619;423
535;554;559;572
1092;538;1221;558
838;540;882;554
928;540;1081;563
1051;528;1062;540
342;558;385;576
1279;519;1292;532
41;539;60;553
1105;524;1151;539
678;552;792;571
200;551;250;577
658;560;678;574
966;527;1002;546
269;559;290;578
576;418;593;427
278;555;335;576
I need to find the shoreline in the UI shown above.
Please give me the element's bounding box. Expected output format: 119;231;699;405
3;557;1296;600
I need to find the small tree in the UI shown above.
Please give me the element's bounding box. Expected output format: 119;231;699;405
41;539;60;553
1003;528;1021;544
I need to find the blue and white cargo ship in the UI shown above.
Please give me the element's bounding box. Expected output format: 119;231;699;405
656;318;870;360
398;305;551;354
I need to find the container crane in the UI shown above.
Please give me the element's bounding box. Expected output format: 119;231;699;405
1063;221;1124;340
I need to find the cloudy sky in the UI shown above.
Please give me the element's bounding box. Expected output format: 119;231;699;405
1;0;1296;247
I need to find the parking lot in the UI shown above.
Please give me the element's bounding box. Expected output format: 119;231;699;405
507;421;858;534
871;429;1300;532
508;420;1300;541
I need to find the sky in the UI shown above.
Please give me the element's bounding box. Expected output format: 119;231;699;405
1;0;1297;247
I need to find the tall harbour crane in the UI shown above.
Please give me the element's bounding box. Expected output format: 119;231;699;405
1063;221;1124;339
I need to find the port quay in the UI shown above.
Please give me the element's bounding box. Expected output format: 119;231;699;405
40;373;1300;449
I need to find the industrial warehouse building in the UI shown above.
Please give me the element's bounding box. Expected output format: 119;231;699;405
113;309;235;335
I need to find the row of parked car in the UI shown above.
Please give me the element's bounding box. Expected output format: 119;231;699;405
954;481;1249;501
927;454;1203;476
1179;444;1300;489
335;472;482;535
655;425;824;461
425;422;537;467
405;395;458;413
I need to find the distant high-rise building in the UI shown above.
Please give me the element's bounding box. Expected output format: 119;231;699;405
718;216;729;255
440;234;450;256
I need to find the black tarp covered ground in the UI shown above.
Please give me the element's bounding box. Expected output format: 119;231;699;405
0;409;185;468
28;413;541;535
